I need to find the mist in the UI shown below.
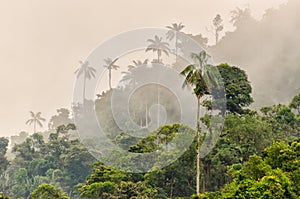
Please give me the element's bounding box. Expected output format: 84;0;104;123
209;0;300;108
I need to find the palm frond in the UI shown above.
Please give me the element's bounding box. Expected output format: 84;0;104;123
76;69;84;78
162;49;169;56
38;117;46;122
143;59;148;64
145;47;156;52
110;58;119;66
180;64;195;76
36;112;41;117
26;119;33;125
147;39;155;43
36;120;43;128
30;111;35;117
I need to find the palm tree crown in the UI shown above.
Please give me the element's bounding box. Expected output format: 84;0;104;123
146;35;170;63
121;59;148;86
75;60;96;80
166;23;185;60
75;60;97;102
26;111;46;134
103;58;119;90
166;22;185;40
180;50;211;195
181;51;210;98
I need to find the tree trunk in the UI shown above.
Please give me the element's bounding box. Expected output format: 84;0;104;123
157;51;160;63
170;171;174;198
83;71;86;105
175;33;178;61
196;96;201;195
157;85;160;128
145;99;148;128
34;120;36;134
215;29;219;45
109;69;112;90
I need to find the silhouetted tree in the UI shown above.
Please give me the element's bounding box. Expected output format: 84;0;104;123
25;111;46;134
181;50;210;195
212;14;224;44
166;23;185;59
121;59;148;86
289;93;300;115
146;35;170;63
75;60;96;103
103;58;119;90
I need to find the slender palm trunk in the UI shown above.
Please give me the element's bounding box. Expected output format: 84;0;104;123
109;69;112;90
196;96;201;195
34;120;36;134
83;71;86;105
175;33;178;61
157;51;160;63
157;86;160;128
145;99;148;128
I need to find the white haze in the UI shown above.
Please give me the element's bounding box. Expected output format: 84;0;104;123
0;0;288;136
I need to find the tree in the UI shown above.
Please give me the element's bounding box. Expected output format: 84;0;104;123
260;104;298;141
180;50;210;195
0;138;9;195
289;93;300;115
11;168;32;198
121;59;148;86
146;35;170;63
218;141;300;198
78;162;157;198
166;23;185;59
30;184;70;199
212;14;224;44
26;111;46;134
142;125;196;198
75;60;97;102
217;63;253;114
48;108;73;130
230;7;252;28
103;58;119;90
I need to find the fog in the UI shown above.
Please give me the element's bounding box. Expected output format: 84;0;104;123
210;0;299;107
0;0;290;136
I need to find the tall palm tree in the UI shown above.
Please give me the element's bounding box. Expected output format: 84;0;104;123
146;35;170;63
180;50;210;195
25;111;46;134
103;58;119;90
75;60;97;103
166;22;185;59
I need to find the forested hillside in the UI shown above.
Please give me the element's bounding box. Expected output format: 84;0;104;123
1;1;300;198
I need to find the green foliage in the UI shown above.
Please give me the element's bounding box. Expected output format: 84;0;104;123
0;195;10;199
260;104;299;142
290;93;300;115
31;184;70;199
217;63;253;114
4;122;95;198
180;51;210;98
2;57;300;199
218;141;299;199
78;162;157;199
0;137;9;173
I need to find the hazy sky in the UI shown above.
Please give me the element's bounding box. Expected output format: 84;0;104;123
0;0;287;136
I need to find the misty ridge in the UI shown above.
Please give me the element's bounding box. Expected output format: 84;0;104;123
1;1;300;198
205;0;300;108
